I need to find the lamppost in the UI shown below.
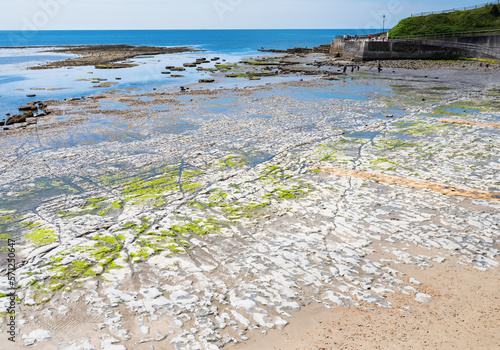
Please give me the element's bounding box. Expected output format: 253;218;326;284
383;14;386;33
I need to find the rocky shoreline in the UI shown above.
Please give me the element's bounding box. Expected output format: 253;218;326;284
29;45;195;70
0;48;499;349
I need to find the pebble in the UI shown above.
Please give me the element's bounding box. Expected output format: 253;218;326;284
409;277;422;285
22;329;52;345
415;293;433;303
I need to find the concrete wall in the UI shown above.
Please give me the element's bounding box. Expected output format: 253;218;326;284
330;39;363;58
355;41;465;61
451;34;500;49
330;39;343;56
445;34;500;59
332;34;500;62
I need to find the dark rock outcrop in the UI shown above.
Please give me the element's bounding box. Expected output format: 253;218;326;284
19;104;38;111
6;114;26;125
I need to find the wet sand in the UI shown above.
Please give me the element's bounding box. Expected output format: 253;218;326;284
229;252;500;350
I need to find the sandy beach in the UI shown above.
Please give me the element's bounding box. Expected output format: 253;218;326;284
0;48;499;350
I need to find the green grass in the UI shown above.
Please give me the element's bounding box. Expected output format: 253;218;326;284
390;4;500;37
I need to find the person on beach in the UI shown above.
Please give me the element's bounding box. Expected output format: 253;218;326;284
378;63;382;73
357;65;360;71
351;66;355;73
343;65;347;74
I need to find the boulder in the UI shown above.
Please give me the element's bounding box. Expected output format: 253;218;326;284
23;111;34;118
19;105;37;111
6;114;26;125
0;120;4;126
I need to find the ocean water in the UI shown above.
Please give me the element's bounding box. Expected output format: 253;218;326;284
0;29;376;52
0;29;379;117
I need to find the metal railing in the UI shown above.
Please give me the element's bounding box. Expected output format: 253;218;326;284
335;32;386;40
411;1;499;17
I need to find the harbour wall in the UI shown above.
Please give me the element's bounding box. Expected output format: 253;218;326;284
331;34;500;61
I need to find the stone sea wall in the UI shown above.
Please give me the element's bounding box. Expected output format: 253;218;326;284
332;34;500;62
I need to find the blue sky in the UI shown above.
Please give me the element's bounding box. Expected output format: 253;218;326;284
0;0;489;30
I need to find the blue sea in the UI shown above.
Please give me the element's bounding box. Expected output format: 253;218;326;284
0;29;375;51
0;29;378;116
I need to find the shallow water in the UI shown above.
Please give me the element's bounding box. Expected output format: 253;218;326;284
150;105;171;110
98;100;130;111
0;50;275;115
0;54;74;65
346;131;383;140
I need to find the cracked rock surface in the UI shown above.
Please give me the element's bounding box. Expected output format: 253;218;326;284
0;71;499;349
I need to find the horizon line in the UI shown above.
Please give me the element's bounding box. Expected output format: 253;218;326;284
0;28;386;31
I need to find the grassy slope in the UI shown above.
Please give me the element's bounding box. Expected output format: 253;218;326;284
390;4;500;37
